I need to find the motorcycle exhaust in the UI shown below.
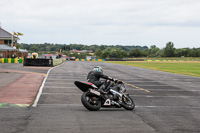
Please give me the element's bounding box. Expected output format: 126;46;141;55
89;89;101;96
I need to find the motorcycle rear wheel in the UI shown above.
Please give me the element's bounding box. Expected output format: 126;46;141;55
81;92;101;111
121;95;135;110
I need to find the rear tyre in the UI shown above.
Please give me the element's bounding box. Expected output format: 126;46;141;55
121;95;135;110
81;92;101;111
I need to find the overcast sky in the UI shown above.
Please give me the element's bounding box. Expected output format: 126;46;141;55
1;0;200;48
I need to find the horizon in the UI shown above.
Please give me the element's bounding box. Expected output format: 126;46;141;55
1;0;200;49
18;42;200;49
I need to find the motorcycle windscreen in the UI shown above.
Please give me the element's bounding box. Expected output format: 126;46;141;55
74;81;93;92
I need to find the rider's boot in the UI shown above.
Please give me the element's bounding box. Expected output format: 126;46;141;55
98;84;107;94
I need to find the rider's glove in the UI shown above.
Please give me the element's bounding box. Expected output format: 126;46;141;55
113;78;118;83
108;77;118;83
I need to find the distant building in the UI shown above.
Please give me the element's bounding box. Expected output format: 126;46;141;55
0;45;18;58
0;27;18;47
69;49;93;55
0;26;28;58
86;56;96;60
18;48;28;57
69;49;82;54
81;50;93;53
42;54;57;59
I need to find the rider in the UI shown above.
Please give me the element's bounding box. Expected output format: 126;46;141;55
87;66;117;93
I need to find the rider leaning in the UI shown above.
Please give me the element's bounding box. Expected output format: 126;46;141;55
87;66;117;93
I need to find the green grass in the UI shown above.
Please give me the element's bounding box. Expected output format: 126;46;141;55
53;59;64;66
107;61;200;77
127;57;200;61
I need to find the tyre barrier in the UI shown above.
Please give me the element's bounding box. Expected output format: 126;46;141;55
75;59;105;61
0;58;24;63
23;58;53;66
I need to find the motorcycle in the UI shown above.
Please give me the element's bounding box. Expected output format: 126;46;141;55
74;79;135;111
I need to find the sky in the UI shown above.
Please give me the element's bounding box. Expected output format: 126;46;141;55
1;0;200;48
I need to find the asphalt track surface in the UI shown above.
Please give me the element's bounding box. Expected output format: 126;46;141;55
1;61;200;133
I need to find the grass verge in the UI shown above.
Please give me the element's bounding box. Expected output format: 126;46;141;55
0;103;29;107
107;61;200;77
53;59;64;66
127;57;200;61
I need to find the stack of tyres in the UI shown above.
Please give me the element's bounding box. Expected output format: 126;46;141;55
4;58;8;63
8;58;11;63
11;58;15;63
14;58;18;63
1;58;4;63
19;59;23;63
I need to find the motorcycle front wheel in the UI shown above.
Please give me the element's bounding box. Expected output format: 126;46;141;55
81;91;101;111
121;95;135;110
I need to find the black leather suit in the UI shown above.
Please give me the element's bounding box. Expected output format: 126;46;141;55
87;71;110;87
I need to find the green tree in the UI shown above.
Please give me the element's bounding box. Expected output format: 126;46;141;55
149;45;160;57
29;46;39;52
88;45;96;52
101;48;111;59
155;49;164;57
140;50;148;57
197;49;200;57
109;49;118;58
94;49;102;58
129;48;141;57
163;42;175;57
174;49;183;57
115;49;127;58
45;46;51;51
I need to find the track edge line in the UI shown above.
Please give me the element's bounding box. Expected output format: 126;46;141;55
31;62;65;107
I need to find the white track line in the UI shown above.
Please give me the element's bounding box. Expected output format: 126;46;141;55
32;63;64;107
46;79;85;81
45;82;74;84
43;86;76;88
37;104;83;106
42;93;81;95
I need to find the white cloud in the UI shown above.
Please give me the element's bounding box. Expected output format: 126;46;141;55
1;0;200;48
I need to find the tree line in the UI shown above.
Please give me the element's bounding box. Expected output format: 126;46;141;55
18;42;200;58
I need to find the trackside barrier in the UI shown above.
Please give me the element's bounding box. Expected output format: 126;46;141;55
75;59;105;61
1;58;4;63
8;58;11;63
14;58;18;63
11;58;14;63
23;58;53;66
19;59;23;63
4;58;8;63
0;58;24;63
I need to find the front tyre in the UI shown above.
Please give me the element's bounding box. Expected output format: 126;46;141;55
81;92;101;111
121;95;135;110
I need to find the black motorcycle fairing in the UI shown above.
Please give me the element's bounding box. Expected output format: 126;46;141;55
74;81;98;92
75;80;135;111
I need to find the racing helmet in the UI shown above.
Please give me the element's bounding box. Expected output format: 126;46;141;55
93;66;103;72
